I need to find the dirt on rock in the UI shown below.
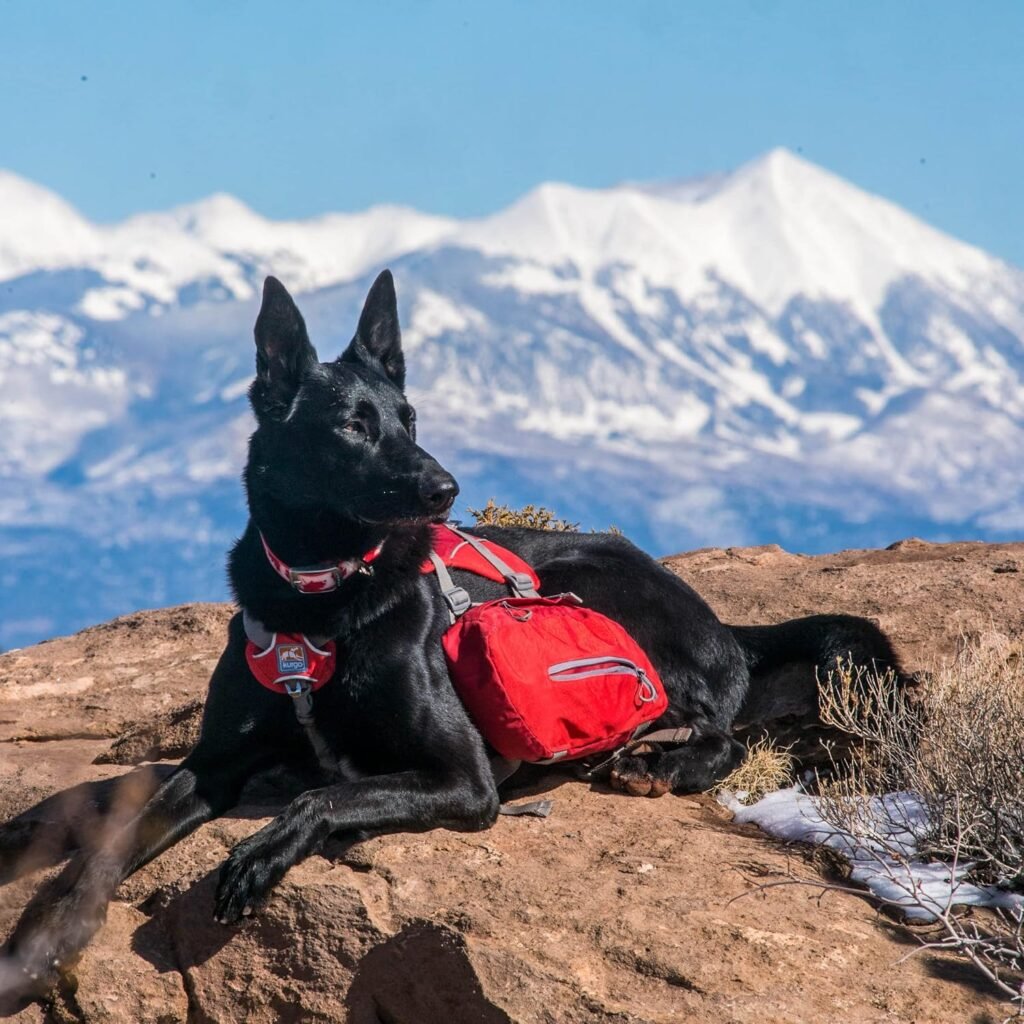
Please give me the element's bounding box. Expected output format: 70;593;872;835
0;539;1021;1023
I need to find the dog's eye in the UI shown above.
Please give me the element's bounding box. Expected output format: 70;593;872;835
400;406;417;438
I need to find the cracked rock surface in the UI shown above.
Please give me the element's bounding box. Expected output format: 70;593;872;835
1;539;1021;1022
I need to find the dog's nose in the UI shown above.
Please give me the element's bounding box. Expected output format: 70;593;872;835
419;471;459;513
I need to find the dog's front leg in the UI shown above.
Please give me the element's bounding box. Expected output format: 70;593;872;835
215;764;498;923
0;744;269;1002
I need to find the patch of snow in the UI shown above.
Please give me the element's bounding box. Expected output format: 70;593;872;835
0;312;133;474
0;171;457;311
0;171;100;279
406;289;488;347
799;412;862;441
720;786;1024;921
479;263;576;295
745;320;791;365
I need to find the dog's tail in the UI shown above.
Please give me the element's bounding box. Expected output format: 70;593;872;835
728;613;906;683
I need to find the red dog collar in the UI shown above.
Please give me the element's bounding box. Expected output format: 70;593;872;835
260;532;384;594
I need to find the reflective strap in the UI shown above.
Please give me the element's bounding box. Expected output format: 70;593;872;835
548;656;660;703
548;655;642;678
449;527;540;598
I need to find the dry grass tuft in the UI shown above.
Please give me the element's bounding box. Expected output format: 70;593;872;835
714;735;794;805
468;498;622;534
468;499;579;531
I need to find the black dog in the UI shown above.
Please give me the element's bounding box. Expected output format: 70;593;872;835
0;270;903;1000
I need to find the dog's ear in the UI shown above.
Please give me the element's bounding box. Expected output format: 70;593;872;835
339;269;405;390
252;276;319;416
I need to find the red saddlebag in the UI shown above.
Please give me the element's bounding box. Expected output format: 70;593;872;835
426;526;668;763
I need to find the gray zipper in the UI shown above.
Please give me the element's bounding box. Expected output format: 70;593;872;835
548;656;660;703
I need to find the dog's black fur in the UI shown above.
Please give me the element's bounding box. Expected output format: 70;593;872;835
0;271;904;1001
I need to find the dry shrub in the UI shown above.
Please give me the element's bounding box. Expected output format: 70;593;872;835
819;635;1024;889
713;735;794;805
815;637;1024;1010
468;499;579;531
468;498;622;534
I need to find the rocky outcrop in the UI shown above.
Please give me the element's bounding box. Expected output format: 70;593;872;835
1;540;1021;1022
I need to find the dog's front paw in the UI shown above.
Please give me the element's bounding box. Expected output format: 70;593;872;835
0;878;111;1005
0;915;87;1007
214;821;307;924
0;954;60;1008
609;754;671;797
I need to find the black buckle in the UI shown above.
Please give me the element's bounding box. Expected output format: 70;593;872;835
507;572;535;596
443;586;472;618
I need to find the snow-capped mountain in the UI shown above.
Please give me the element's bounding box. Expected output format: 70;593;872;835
2;149;1022;648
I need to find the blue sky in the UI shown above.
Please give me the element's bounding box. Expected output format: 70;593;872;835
3;1;1022;265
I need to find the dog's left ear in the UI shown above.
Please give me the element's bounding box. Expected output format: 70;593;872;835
340;269;405;390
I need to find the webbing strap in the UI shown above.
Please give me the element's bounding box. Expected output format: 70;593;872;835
630;726;694;747
428;529;538;621
499;800;553;818
429;552;471;624
580;726;694;778
489;754;553;818
448;528;540;598
242;609;332;650
285;680;339;775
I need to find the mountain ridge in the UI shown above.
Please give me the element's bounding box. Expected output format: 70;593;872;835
1;148;1022;647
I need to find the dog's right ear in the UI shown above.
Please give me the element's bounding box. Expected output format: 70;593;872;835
251;276;319;417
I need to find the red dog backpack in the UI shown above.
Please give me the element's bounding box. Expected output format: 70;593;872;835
424;525;669;763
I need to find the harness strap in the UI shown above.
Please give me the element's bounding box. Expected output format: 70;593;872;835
628;726;694;748
580;726;694;778
428;527;541;623
242;610;332;651
429;552;472;624
284;679;339;775
242;611;338;776
448;528;540;598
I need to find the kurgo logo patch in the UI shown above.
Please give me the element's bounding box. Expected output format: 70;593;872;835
276;643;308;674
246;633;336;695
